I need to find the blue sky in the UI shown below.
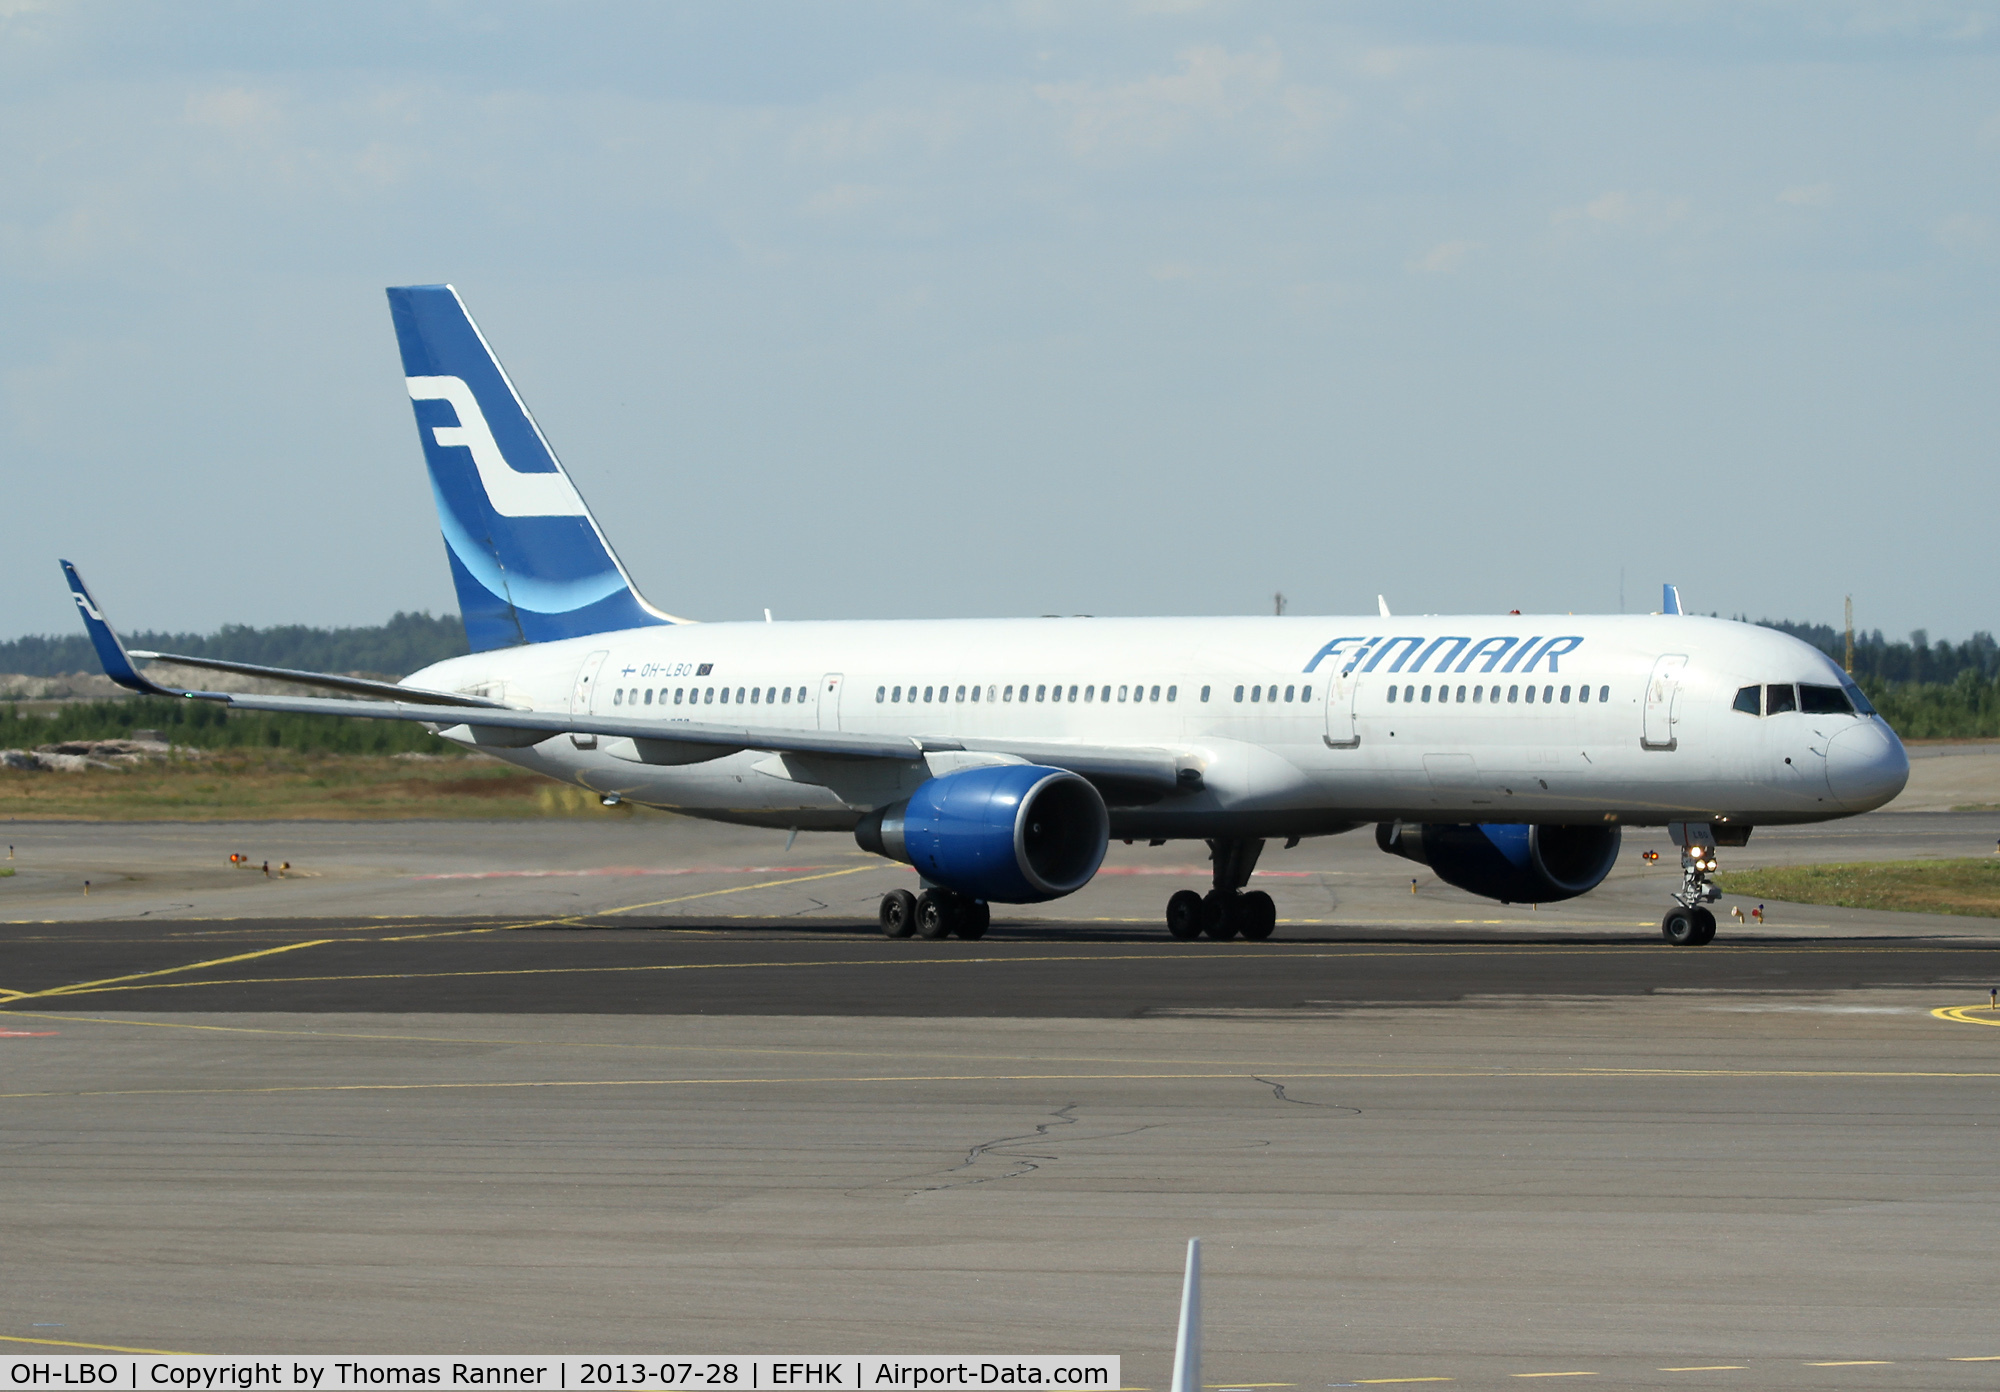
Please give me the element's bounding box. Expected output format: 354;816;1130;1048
3;1;1996;642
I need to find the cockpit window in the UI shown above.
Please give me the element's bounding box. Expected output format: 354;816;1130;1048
1799;683;1853;715
1733;685;1760;715
1843;679;1877;715
1765;683;1797;715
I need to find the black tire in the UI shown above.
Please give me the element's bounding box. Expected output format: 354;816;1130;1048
915;889;955;939
879;889;917;939
955;901;990;940
1690;906;1717;946
1202;890;1239;941
1661;906;1701;946
1238;889;1277;941
1166;889;1205;940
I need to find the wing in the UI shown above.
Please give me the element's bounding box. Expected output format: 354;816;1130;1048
60;562;1197;797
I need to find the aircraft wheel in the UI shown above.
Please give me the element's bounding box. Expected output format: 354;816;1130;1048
955;901;990;940
1690;906;1717;946
879;889;917;939
1238;889;1277;941
915;889;956;939
1166;890;1205;940
1202;890;1239;941
1661;906;1703;946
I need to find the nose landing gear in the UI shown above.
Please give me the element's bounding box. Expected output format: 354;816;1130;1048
1661;821;1721;946
1165;838;1277;941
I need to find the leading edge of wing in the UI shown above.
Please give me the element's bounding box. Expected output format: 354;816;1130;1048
192;691;1192;793
123;650;507;710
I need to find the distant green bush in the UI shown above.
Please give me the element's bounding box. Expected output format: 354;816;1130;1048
0;697;467;756
1859;672;2000;741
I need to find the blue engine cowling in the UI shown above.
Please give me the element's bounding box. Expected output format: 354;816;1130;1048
1376;821;1621;904
854;764;1109;904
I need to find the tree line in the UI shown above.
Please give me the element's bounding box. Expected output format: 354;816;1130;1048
0;610;469;678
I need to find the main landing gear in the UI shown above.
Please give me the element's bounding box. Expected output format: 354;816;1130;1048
1166;838;1276;942
1660;821;1721;947
878;887;989;940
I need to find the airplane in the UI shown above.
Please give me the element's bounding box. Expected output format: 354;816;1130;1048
60;284;1910;947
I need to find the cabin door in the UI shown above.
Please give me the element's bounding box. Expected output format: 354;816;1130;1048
1642;654;1687;751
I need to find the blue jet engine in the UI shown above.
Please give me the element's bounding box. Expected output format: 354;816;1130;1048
855;764;1110;904
1377;821;1621;904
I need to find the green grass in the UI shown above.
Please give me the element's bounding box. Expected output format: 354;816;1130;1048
1714;858;2000;920
0;751;657;821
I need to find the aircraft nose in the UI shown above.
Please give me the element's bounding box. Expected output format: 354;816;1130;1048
1824;720;1909;811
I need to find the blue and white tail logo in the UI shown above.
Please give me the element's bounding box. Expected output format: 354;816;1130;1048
387;284;678;651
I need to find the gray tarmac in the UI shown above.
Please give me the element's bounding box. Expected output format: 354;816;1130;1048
4;791;2000;1384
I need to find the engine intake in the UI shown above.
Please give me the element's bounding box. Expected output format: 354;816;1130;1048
855;764;1109;904
1377;820;1621;904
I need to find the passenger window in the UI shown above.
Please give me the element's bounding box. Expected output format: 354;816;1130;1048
971;685;981;702
1456;685;1466;702
674;688;684;704
720;687;730;704
1766;683;1797;714
750;688;760;704
1167;685;1177;702
1118;685;1128;701
1733;685;1760;715
1388;685;1399;703
738;688;747;703
1543;685;1554;703
956;685;966;702
1200;686;1210;702
641;689;651;705
613;689;623;706
1577;685;1588;704
1234;685;1245;702
1472;686;1482;703
1069;685;1079;701
876;686;885;703
1037;685;1047;702
1284;685;1295;702
782;687;792;704
1560;685;1571;703
1525;685;1535;704
1084;686;1095;703
767;687;777;704
1152;685;1162;701
1300;686;1311;702
1507;685;1518;703
1800;684;1853;715
1404;685;1414;702
1421;685;1432;702
923;686;933;703
1003;685;1013;702
1250;685;1261;703
704;687;714;703
1598;685;1609;703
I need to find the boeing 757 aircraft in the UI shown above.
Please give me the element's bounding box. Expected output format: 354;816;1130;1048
62;285;1909;945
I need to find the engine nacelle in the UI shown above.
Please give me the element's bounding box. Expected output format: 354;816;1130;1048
1376;821;1621;904
855;764;1109;904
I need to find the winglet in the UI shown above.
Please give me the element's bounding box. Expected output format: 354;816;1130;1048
1377;595;1392;618
58;560;179;696
1662;583;1683;616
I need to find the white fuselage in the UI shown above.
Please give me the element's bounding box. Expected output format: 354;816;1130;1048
406;612;1909;838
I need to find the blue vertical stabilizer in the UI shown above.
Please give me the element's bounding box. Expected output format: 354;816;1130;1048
386;285;680;651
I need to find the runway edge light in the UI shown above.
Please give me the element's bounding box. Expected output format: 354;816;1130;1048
1171;1237;1201;1392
